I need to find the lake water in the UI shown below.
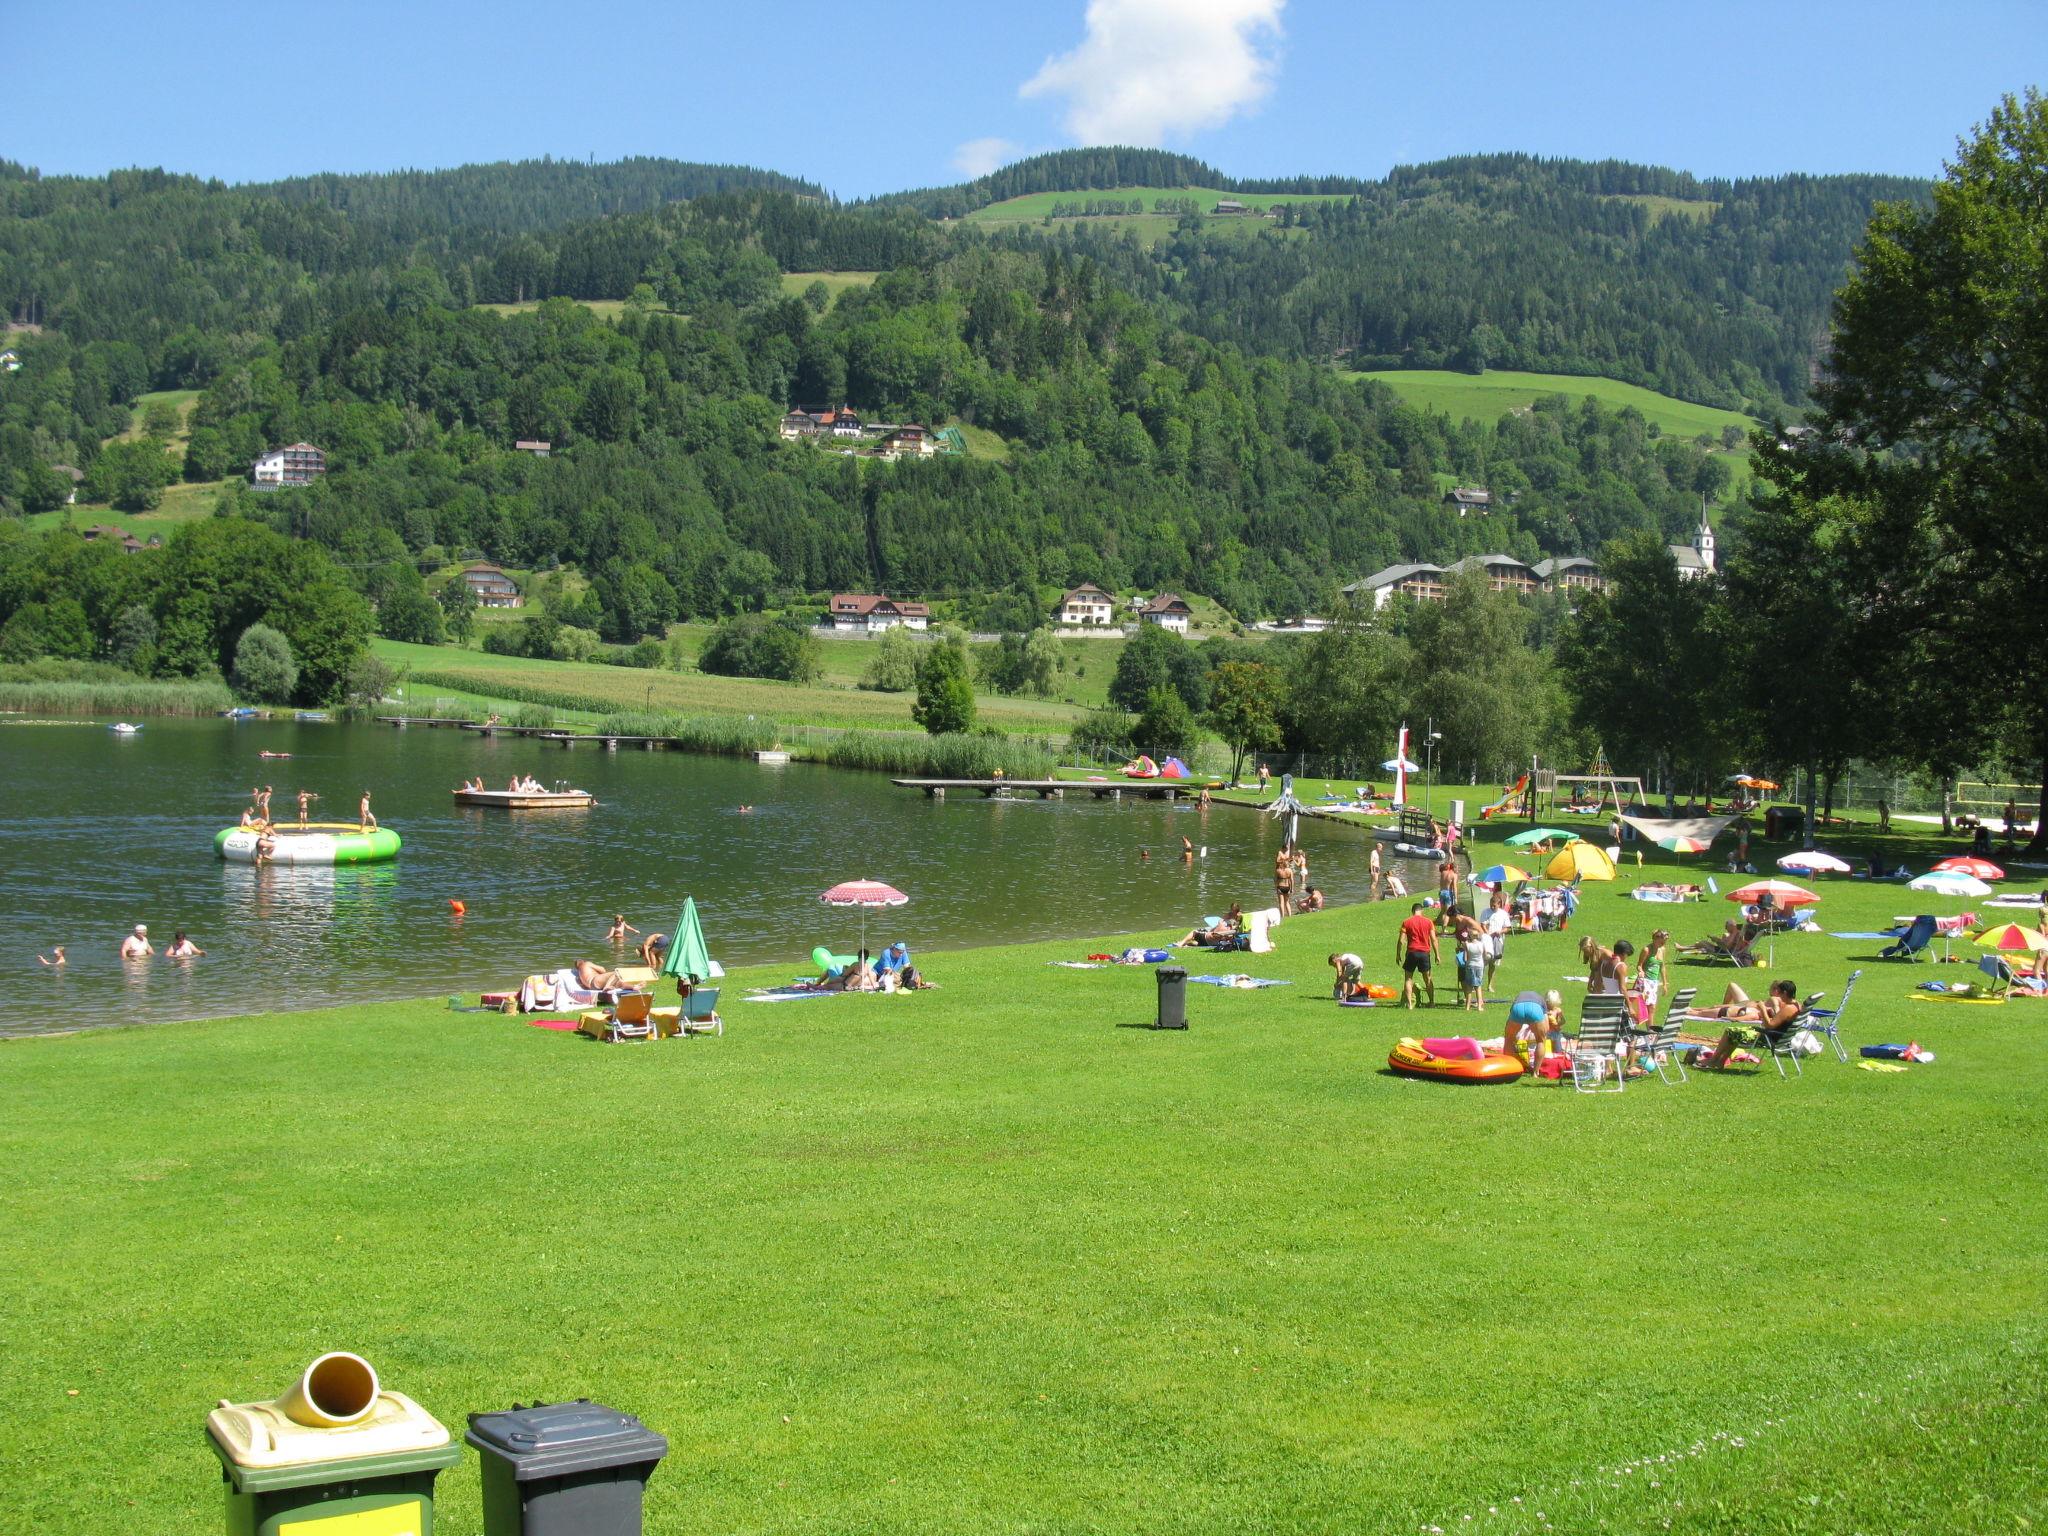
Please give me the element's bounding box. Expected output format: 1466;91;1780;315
0;719;1404;1035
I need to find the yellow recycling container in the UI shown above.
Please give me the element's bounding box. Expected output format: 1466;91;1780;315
206;1353;460;1536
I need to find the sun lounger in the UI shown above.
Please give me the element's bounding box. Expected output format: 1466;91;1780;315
579;990;654;1043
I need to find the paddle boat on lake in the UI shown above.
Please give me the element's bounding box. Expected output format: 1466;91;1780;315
453;782;595;810
109;722;143;735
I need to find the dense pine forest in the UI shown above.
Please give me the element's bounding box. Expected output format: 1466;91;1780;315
0;146;1929;684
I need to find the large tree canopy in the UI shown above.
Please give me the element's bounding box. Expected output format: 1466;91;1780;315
1782;89;2048;848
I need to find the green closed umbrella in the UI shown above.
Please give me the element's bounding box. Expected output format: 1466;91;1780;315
657;895;714;984
1504;827;1575;847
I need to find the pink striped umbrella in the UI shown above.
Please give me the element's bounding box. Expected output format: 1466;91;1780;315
819;878;909;950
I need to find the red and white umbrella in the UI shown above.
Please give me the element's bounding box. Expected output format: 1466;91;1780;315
819;878;909;951
1778;850;1851;875
1933;856;2004;880
1726;879;1820;908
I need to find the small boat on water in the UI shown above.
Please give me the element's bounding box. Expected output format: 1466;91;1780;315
454;786;596;810
109;722;143;735
220;707;260;720
294;710;331;722
215;822;401;866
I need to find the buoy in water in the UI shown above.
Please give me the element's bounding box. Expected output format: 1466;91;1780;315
449;899;467;915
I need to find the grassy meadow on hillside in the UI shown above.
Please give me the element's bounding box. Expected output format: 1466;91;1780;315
964;187;1355;222
778;270;881;301
5;806;2045;1533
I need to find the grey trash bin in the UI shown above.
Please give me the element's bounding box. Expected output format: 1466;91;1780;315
467;1400;668;1536
1155;965;1188;1030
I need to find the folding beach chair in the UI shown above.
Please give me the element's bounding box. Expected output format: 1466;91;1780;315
1798;968;1858;1061
1570;995;1629;1093
1977;955;2015;1002
579;989;653;1043
1639;985;1698;1084
1754;990;1833;1078
1880;915;1936;962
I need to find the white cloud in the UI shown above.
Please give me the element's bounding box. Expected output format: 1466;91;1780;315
1020;0;1285;146
952;136;1020;179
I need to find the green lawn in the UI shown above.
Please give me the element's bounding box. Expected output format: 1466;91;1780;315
122;388;201;447
1601;193;1722;227
368;638;1090;734
5;811;2044;1533
472;299;651;321
22;479;228;536
778;271;881;301
1352;368;1757;442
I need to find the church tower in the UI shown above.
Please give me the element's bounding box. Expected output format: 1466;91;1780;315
1696;509;1715;573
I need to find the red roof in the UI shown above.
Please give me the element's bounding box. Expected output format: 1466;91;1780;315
830;594;930;618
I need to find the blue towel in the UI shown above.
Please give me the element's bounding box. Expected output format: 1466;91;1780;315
1189;975;1293;988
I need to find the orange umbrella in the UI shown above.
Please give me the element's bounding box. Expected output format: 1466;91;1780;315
1973;923;2047;953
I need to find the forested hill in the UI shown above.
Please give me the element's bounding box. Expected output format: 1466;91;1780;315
246;156;827;233
999;153;1930;411
870;147;1371;219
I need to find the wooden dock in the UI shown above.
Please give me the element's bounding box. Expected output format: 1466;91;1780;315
892;777;1208;800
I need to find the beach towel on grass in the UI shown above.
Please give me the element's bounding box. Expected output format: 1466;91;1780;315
744;987;838;1003
525;1017;580;1033
1828;932;1898;940
1049;961;1108;970
1189;975;1293;988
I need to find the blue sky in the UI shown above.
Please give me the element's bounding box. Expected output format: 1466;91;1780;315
11;1;2044;195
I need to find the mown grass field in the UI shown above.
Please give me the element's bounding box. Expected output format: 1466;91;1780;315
778;271;881;301
5;811;2044;1533
472;299;645;321
22;479;227;535
369;638;1092;734
1601;193;1722;226
121;388;201;446
1352;368;1757;442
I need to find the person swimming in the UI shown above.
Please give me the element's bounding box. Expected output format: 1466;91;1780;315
164;930;204;958
38;945;65;967
119;925;153;960
608;914;640;944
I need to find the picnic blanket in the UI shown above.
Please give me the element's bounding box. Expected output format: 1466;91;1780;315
744;986;838;1003
1049;961;1108;970
1828;931;1898;940
1189;974;1292;988
525;1017;581;1033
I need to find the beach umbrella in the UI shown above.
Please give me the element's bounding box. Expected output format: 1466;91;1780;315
1545;842;1616;881
1472;863;1531;887
1933;856;2005;880
1909;870;1993;897
820;877;909;951
1382;755;1422;773
1659;834;1715;854
1779;850;1852;875
1973;922;2048;953
1726;879;1820;908
1505;827;1575;847
656;895;714;984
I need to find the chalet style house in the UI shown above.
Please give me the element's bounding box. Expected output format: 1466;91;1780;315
459;563;523;608
827;594;931;632
1345;553;1607;609
1055;583;1117;627
250;442;326;487
1136;593;1193;632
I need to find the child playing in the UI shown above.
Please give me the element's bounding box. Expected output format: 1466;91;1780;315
1329;951;1364;1000
606;914;640;945
1455;914;1488;1011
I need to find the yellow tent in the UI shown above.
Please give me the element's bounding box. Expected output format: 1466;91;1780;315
1545;841;1617;881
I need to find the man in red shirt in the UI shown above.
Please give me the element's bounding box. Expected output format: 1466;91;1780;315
1396;902;1439;1008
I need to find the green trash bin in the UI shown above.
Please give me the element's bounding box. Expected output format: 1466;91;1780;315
207;1353;460;1536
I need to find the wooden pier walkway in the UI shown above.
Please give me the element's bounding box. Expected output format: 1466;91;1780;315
892;777;1205;800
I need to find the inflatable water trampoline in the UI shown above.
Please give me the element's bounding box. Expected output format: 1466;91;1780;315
215;822;402;866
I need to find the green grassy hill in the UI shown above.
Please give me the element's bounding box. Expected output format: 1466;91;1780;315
778;271;880;301
962;187;1352;248
1351;368;1756;441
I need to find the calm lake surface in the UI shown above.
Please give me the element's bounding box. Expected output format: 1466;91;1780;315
0;719;1401;1035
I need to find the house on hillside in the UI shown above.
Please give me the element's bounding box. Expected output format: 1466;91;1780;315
1137;593;1194;633
1443;487;1493;517
251;442;326;487
1212;199;1249;215
878;426;936;459
1449;553;1538;595
81;524;125;543
514;439;551;456
779;411;823;440
1056;583;1117;627
460;563;523;608
827;594;931;633
829;412;863;439
1343;564;1447;609
1533;556;1606;597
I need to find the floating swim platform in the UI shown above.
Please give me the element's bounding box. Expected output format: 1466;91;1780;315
215;822;401;866
453;787;595;809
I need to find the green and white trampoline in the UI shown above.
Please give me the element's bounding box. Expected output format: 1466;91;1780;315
215;822;402;866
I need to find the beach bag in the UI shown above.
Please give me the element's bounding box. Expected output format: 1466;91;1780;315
1536;1054;1571;1080
1790;1029;1823;1057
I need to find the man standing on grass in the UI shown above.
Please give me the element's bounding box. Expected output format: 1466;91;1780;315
1397;902;1438;1009
1368;841;1382;900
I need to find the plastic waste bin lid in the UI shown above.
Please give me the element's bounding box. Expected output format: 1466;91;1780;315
208;1391;450;1470
465;1401;668;1481
1158;966;1187;982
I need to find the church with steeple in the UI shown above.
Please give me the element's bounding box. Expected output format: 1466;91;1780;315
1669;507;1716;580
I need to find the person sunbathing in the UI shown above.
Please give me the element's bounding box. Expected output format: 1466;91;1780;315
1680;920;1755;966
1695;979;1801;1068
573;959;625;991
1174;905;1244;948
